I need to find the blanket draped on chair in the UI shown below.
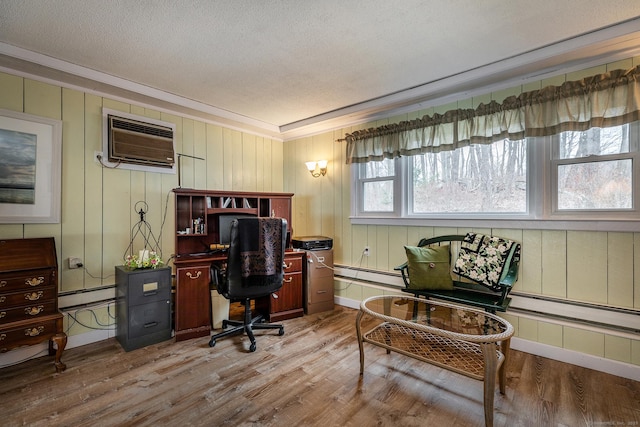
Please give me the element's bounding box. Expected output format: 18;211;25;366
237;217;285;288
452;232;520;291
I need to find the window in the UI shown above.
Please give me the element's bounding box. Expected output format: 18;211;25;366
411;140;527;214
352;122;640;227
552;125;637;213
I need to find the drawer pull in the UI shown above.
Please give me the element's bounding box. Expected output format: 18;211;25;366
144;322;158;328
0;280;6;287
25;291;44;301
26;277;45;287
283;277;293;283
0;333;5;341
25;305;45;316
0;296;5;303
186;271;202;280
0;311;5;319
25;326;45;337
271;293;279;299
284;262;292;269
317;290;328;294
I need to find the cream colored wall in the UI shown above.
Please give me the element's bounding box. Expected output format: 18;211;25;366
0;72;284;338
284;57;640;368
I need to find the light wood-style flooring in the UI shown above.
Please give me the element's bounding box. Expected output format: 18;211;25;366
1;305;638;426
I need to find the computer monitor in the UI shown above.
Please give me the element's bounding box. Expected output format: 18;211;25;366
218;214;256;245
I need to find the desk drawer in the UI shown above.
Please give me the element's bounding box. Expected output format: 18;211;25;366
0;268;54;292
0;287;56;308
284;256;302;273
0;315;61;352
0;301;57;323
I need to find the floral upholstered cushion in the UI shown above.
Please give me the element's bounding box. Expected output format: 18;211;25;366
452;233;519;291
404;245;453;290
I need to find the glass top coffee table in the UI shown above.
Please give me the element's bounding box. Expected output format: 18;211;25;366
356;295;514;427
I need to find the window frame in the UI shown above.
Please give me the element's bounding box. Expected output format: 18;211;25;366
351;124;640;232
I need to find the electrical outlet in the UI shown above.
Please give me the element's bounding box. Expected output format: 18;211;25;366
68;257;83;269
363;246;370;256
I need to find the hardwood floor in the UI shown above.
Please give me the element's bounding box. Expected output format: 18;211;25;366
1;305;638;427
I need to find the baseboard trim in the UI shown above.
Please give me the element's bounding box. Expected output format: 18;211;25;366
335;295;640;381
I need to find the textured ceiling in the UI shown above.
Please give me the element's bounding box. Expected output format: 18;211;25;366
1;1;640;137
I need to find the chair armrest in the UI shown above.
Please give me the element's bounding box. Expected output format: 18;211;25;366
394;262;410;287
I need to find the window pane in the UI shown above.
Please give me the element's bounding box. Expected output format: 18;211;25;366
557;159;632;210
363;158;394;178
558;125;629;159
412;140;527;213
363;180;393;211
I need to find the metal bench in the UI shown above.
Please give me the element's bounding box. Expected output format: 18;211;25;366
394;235;520;313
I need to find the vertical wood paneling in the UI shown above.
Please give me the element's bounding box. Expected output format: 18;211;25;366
22;80;62;244
541;230;567;298
60;88;85;292
255;136;265;192
83;94;104;287
193;120;207;190
242;133;257;192
607;232;634;308
0;73;25;239
0;72;23;110
567;231;608;303
206;123;224;190
222;128;234;190
520;229;542;294
635;233;640;309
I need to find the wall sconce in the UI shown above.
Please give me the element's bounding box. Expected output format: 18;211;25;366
305;160;328;178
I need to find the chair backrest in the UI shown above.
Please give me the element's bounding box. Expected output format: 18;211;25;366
219;217;287;300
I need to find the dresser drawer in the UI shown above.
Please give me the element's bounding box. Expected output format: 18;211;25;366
0;315;62;352
0;301;57;323
0;286;56;309
118;268;172;306
0;268;54;292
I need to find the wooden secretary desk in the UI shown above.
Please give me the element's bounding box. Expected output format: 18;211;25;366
172;189;304;341
0;237;67;372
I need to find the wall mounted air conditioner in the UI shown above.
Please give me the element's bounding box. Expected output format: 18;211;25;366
101;108;176;174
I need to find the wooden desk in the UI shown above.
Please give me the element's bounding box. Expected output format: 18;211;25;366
173;249;304;341
0;238;67;372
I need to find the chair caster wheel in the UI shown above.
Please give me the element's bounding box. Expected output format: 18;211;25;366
278;327;284;336
209;339;216;348
249;342;257;352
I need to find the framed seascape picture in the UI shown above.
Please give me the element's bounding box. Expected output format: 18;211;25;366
0;109;62;223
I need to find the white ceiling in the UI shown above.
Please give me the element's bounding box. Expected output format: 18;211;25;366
1;1;640;139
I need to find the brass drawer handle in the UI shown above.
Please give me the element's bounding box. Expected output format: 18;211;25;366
25;305;45;316
284;262;292;269
283;277;293;283
0;311;5;319
0;296;5;303
26;277;45;286
25;326;45;337
0;280;6;287
186;271;202;280
0;333;6;341
25;291;44;301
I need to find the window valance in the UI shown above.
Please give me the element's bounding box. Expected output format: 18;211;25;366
345;65;640;164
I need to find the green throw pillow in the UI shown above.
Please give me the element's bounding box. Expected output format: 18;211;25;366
404;245;453;290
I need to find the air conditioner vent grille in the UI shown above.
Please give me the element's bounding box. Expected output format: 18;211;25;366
110;117;173;139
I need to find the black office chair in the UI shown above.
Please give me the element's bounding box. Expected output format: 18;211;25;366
209;217;287;352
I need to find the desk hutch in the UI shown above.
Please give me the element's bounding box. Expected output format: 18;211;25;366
172;189;303;341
